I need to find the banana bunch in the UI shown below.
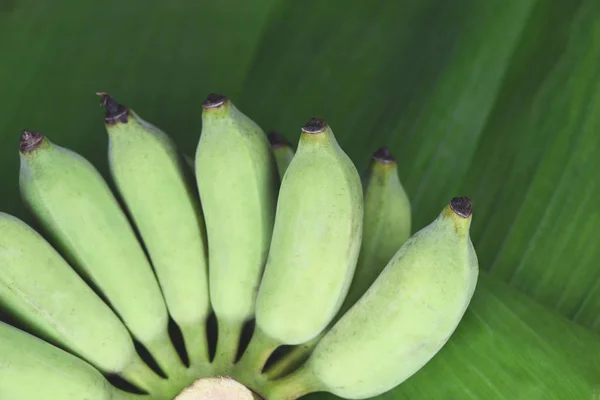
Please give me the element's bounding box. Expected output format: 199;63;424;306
0;92;479;400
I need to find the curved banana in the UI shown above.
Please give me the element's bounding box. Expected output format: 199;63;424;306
195;94;278;370
264;146;411;379
18;131;183;378
0;321;148;400
99;93;211;369
239;118;363;375
0;212;162;392
265;197;479;400
267;131;295;180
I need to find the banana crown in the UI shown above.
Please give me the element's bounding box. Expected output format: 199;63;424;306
307;197;478;399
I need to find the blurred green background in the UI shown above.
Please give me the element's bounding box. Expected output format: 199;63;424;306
2;0;600;398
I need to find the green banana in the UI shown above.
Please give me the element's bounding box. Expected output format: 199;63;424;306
267;131;295;180
0;212;162;393
264;197;479;400
18;131;184;379
239;118;363;375
99;93;211;369
194;94;278;370
342;146;411;309
0;321;148;400
264;146;411;379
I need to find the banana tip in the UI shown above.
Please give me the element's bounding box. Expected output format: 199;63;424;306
19;131;44;153
203;93;228;109
267;131;292;148
301;118;327;134
373;146;395;163
450;197;472;218
96;92;128;124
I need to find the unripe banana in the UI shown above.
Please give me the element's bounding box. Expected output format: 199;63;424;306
0;212;162;392
99;93;211;368
267;131;295;180
264;146;411;380
18;131;183;377
195;94;278;369
265;197;478;400
0;321;148;400
240;118;363;374
340;146;411;313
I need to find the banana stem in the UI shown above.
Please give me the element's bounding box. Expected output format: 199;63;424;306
237;327;281;375
213;318;244;372
264;333;322;380
179;320;211;367
145;334;187;380
262;364;321;400
120;354;164;395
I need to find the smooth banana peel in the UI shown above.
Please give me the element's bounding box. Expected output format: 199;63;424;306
0;212;164;393
264;146;412;380
99;93;211;371
195;93;278;370
0;321;150;400
240;118;363;376
264;197;478;399
18;130;185;385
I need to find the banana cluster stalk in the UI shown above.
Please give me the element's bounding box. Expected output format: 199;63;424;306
0;92;479;400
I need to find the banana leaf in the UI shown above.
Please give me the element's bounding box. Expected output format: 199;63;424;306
1;0;600;399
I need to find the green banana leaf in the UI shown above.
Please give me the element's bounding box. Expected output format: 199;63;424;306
1;0;600;399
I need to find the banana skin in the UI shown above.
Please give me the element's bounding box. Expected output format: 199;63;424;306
265;197;478;400
195;94;278;369
0;321;149;400
0;213;162;389
253;118;363;347
18;130;183;379
99;93;211;368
